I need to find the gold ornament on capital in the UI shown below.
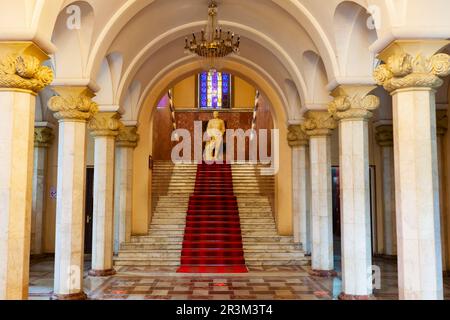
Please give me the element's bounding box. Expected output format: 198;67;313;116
48;90;98;121
374;52;450;92
0;54;53;93
287;125;308;147
375;125;394;147
116;125;139;148
88;112;122;137
301;111;337;137
34;127;54;148
328;94;380;121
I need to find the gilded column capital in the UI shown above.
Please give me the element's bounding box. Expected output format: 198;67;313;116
116;126;139;148
287;125;308;147
48;86;98;121
436;110;448;136
373;40;450;92
301;111;337;137
88;112;121;137
375;125;393;147
328;85;380;121
0;42;54;94
34;127;54;148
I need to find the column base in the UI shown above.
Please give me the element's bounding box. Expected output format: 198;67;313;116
338;292;373;300
309;269;337;277
88;268;116;277
51;292;88;300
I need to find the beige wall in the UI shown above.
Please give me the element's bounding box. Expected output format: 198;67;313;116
86;132;95;166
173;76;196;108
172;74;256;109
234;76;256;108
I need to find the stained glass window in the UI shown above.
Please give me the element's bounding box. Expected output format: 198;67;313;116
198;70;231;109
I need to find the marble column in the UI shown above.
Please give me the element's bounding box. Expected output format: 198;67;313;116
0;42;53;300
114;126;139;254
328;86;380;299
305;145;312;255
374;40;450;300
375;124;397;257
88;112;121;276
288;125;309;251
31;125;54;255
436;110;448;272
302;111;337;276
48;86;98;300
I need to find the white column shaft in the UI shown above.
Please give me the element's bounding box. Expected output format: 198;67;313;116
114;146;134;254
339;119;372;296
392;88;443;300
53;120;87;296
31;146;48;255
0;91;36;300
310;135;334;271
91;136;116;271
292;145;308;251
305;146;312;254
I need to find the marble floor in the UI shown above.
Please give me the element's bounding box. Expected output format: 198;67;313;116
29;255;450;300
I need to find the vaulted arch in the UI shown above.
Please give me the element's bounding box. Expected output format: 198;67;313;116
94;52;124;107
51;1;95;79
333;1;378;77
301;50;332;109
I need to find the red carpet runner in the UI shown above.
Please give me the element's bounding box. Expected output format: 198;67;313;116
177;163;248;273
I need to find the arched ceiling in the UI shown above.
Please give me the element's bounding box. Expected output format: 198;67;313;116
97;0;322;121
4;0;450;123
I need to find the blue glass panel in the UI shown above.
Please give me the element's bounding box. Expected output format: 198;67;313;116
198;71;231;109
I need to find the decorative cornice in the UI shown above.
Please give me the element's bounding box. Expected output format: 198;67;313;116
328;86;380;121
0;42;53;93
48;86;98;121
301;111;337;137
287;125;308;147
34;127;54;148
116;126;139;148
436;110;448;136
375;125;393;147
374;40;450;92
88;112;121;137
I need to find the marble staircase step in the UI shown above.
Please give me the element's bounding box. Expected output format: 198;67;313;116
244;259;309;266
149;224;276;230
151;218;275;224
114;257;309;267
115;162;305;269
117;250;305;260
113;258;181;266
121;242;299;251
130;236;184;243
121;243;182;250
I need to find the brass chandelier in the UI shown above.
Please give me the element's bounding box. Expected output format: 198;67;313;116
184;0;240;67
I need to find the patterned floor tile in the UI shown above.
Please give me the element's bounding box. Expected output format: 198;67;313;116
27;256;450;300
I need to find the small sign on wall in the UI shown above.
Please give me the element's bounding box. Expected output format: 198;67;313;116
50;187;57;200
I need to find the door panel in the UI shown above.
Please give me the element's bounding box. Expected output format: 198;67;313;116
84;167;94;254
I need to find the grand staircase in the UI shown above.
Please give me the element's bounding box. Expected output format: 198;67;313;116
114;161;308;268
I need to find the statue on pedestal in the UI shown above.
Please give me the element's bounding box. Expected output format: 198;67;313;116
205;111;225;161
